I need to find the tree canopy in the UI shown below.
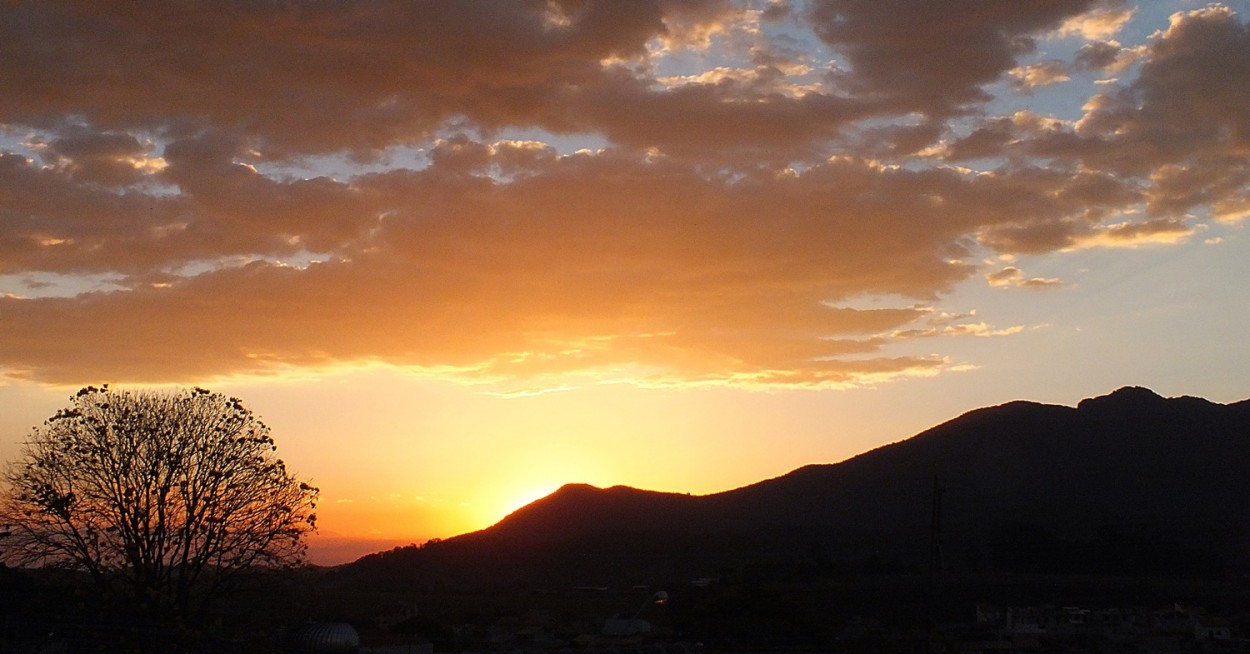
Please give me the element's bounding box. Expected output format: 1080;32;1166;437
0;385;318;618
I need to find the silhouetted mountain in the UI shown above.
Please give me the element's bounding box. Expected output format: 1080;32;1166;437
348;387;1250;586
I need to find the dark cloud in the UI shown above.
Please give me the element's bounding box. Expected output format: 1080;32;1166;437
31;129;153;186
0;0;858;162
1074;40;1125;70
0;2;718;156
944;119;1017;162
808;0;1097;115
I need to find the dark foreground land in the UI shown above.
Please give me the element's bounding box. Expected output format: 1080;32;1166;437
7;563;1250;653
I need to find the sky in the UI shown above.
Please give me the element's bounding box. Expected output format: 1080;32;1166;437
1;0;1249;565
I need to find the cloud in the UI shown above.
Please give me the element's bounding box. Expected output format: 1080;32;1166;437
1073;40;1145;72
985;266;1065;289
1212;197;1250;225
1009;61;1072;92
0;126;1191;387
27;128;165;186
648;0;746;52
885;309;1027;339
1055;2;1136;40
1071;218;1195;249
0;143;1114;388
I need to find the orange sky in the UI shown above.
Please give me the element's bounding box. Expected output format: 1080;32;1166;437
2;1;1249;564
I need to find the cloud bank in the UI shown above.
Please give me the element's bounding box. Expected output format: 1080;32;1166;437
1;1;1246;388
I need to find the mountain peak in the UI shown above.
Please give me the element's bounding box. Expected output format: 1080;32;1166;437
1076;385;1165;412
552;482;600;495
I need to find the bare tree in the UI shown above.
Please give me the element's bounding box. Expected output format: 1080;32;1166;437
0;385;318;618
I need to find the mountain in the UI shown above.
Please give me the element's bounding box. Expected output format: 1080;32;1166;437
349;387;1250;586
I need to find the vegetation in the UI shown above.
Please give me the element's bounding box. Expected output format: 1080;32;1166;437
0;385;318;623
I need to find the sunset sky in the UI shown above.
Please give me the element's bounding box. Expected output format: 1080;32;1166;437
2;0;1249;564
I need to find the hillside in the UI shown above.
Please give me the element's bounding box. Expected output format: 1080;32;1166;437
347;387;1250;586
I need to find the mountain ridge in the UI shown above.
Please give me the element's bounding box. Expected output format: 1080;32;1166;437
349;387;1250;584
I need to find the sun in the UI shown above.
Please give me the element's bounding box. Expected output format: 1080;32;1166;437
498;483;562;520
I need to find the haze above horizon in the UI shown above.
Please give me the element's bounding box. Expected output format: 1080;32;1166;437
1;0;1248;564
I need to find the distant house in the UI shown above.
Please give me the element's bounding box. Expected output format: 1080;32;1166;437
976;604;1003;625
1151;605;1195;635
1004;607;1046;636
1193;616;1231;641
602;617;652;638
957;637;1042;653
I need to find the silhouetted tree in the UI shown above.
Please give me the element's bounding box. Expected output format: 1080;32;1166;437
0;385;318;620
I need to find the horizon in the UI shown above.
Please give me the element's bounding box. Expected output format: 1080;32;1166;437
2;1;1250;566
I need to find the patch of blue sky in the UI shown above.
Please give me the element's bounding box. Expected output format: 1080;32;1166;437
939;224;1248;339
165;251;336;278
972;2;1183;125
978;44;1118;125
251;126;613;183
0;128;38;160
981;81;1098;127
0;272;129;299
0;250;337;300
249;144;432;182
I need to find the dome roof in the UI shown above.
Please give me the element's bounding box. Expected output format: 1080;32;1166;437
285;622;361;654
